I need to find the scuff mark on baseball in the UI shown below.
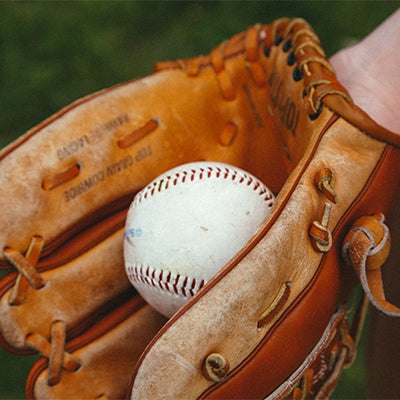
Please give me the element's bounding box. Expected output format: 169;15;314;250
124;161;275;318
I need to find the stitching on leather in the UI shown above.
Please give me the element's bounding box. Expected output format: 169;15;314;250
313;352;328;384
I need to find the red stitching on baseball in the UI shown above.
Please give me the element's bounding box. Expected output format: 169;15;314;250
128;264;208;299
134;164;275;208
182;276;188;289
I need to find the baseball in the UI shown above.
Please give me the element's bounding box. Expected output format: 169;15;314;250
123;161;275;317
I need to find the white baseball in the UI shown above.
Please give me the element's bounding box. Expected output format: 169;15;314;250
123;161;275;318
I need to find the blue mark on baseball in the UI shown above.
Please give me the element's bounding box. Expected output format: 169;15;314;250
125;227;143;238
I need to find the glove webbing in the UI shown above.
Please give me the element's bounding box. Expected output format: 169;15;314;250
154;19;351;118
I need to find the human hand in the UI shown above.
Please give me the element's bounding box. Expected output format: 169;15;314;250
330;9;400;134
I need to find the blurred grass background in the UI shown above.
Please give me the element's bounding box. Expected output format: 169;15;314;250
0;1;399;399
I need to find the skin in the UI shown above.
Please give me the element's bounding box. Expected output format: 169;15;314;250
330;9;400;398
330;8;400;134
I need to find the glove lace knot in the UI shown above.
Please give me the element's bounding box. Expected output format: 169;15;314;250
3;235;45;306
342;214;400;317
25;320;81;387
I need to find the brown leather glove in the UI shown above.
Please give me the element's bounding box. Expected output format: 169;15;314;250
0;17;399;400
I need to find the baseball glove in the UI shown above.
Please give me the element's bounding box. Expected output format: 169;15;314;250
1;17;399;400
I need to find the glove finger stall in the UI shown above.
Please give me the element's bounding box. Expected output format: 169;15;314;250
0;228;131;353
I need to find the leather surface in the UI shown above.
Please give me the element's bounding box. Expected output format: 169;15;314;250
26;298;167;399
0;229;130;352
264;307;352;400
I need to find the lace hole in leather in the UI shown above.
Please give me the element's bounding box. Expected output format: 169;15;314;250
292;66;303;82
283;39;292;52
309;106;323;120
274;36;283;46
287;51;296;66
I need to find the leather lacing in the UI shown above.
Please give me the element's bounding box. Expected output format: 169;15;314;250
38;19;352;194
25;320;81;387
40;118;159;191
117;118;159;149
309;167;338;253
257;281;291;330
273;309;356;400
3;239;81;387
155;18;352;119
3;236;46;306
270;19;353;117
42;162;82;191
154;24;268;101
342;214;400;318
